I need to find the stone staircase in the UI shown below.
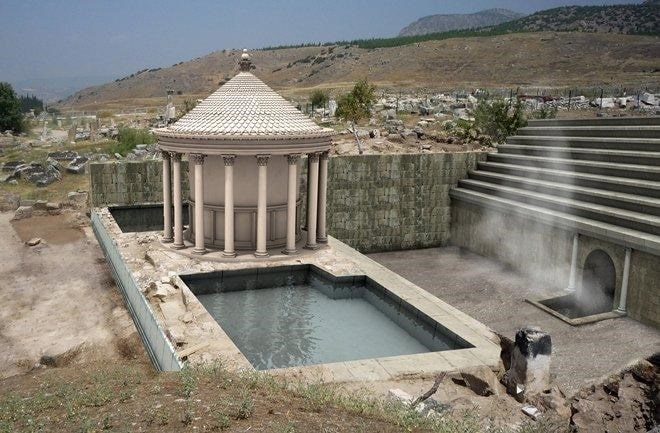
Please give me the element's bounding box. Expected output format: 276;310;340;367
450;117;660;254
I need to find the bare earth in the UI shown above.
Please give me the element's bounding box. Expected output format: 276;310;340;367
369;246;660;395
0;211;144;379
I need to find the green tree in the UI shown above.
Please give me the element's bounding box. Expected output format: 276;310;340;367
309;90;329;109
335;79;376;154
0;82;25;133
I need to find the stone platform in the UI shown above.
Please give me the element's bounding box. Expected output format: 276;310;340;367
94;207;501;383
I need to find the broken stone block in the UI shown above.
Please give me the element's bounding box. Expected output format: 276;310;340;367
504;327;552;396
166;325;187;346
26;237;42;246
180;312;195;324
459;366;506;397
388;388;413;405
46;202;61;214
33;200;48;210
528;385;571;420
67;191;88;203
12;205;33;221
521;404;541;420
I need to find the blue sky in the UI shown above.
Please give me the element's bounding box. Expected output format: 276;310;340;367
0;0;644;85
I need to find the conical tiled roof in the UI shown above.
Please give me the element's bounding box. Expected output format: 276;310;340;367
157;72;333;141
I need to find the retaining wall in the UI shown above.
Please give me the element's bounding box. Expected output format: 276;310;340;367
451;200;660;327
89;152;487;252
91;211;183;370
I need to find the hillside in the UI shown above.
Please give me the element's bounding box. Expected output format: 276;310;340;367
494;3;659;35
399;8;523;37
58;32;659;111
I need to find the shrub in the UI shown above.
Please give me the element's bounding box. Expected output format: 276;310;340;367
531;105;558;119
109;127;156;156
309;90;329;108
472;98;526;143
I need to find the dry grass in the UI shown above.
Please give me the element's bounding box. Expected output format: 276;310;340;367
0;361;569;433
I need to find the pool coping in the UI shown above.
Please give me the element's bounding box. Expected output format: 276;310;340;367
93;206;502;382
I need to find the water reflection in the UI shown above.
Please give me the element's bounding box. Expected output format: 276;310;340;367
195;273;455;370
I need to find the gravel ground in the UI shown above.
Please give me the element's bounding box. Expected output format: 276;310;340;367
369;246;660;395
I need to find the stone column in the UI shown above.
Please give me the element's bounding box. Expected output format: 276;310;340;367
305;153;320;249
161;150;173;243
171;152;185;249
254;155;270;257
222;155;236;257
567;233;579;291
316;151;329;244
615;247;632;314
190;153;206;255
283;154;300;254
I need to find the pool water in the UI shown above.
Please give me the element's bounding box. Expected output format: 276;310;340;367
186;266;468;370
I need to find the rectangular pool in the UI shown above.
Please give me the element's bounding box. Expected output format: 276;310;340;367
181;265;471;370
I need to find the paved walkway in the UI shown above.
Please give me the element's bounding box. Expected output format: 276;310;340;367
369;246;660;395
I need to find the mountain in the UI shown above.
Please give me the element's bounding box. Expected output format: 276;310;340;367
11;76;114;104
399;8;524;37
58;32;659;111
489;3;659;35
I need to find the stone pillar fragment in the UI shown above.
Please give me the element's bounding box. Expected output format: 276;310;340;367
504;327;552;397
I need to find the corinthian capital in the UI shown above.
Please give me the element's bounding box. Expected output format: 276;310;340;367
189;153;206;165
256;154;270;166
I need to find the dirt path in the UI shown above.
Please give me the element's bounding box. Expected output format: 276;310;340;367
0;211;145;379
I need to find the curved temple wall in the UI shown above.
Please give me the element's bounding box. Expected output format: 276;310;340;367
187;155;300;249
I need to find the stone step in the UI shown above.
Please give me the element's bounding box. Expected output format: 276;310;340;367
497;144;660;165
487;153;660;181
456;180;660;236
527;117;660;127
449;188;660;255
477;161;660;198
506;136;660;152
517;126;660;139
467;170;660;216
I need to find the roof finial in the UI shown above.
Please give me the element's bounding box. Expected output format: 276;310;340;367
239;48;252;72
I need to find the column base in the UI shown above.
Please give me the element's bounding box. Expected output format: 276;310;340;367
304;243;320;250
282;248;298;255
316;236;328;244
162;236;174;243
254;251;270;258
222;251;237;258
192;248;207;255
171;243;186;250
614;308;627;316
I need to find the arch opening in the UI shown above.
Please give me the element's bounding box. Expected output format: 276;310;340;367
579;249;616;315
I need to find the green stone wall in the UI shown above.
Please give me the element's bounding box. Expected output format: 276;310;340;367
89;152;486;253
89;160;189;207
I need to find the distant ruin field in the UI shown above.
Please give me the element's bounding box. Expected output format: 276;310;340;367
59;32;660;111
